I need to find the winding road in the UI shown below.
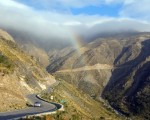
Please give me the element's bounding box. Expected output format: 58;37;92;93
0;94;57;120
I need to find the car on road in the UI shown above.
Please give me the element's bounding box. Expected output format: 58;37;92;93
34;102;42;107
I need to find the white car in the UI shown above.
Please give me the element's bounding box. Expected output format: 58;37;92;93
34;102;42;107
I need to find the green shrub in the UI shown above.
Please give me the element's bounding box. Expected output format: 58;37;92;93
0;54;13;71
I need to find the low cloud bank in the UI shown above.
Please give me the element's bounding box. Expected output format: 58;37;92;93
0;0;150;49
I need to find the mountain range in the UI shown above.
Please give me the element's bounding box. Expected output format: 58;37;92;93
47;32;150;120
0;28;150;119
0;29;123;120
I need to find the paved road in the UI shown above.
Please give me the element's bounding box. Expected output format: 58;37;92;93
0;94;57;120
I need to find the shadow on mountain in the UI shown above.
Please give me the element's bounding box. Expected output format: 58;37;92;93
102;39;150;118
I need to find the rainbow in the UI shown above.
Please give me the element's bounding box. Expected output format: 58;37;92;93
68;32;104;87
71;33;84;55
69;32;89;68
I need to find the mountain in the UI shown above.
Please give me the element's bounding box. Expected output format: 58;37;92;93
1;28;149;119
0;29;55;112
3;28;140;68
47;35;128;96
4;29;50;67
102;37;150;119
0;29;124;120
47;32;150;119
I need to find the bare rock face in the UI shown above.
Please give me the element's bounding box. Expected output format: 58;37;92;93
47;33;150;119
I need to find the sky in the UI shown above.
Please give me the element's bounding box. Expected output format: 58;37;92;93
0;0;150;44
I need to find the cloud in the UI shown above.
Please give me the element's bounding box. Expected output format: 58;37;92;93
120;0;150;20
0;0;150;49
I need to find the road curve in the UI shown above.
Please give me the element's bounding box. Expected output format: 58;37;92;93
0;94;57;120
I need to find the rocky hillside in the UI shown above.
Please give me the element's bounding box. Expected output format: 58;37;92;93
0;29;55;112
47;33;150;119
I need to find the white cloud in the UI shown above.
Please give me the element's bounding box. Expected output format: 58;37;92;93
0;0;150;46
120;0;150;20
0;0;28;9
123;0;135;5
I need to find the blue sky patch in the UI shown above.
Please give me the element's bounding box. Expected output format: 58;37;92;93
71;4;122;17
15;0;123;17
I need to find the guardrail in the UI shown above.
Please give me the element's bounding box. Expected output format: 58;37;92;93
36;94;64;111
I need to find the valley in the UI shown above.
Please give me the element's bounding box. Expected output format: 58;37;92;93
0;1;150;120
0;29;124;120
47;33;150;120
0;29;150;120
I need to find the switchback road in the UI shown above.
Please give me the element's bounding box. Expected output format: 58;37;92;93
0;94;57;120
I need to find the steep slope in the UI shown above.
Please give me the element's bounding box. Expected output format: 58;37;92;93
21;43;49;67
41;80;123;120
12;38;49;68
102;38;150;119
0;29;55;112
47;33;150;119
